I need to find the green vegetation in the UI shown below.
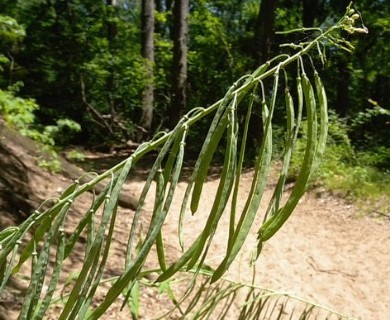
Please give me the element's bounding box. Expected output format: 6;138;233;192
0;14;82;172
290;108;390;209
0;2;386;135
0;6;368;319
0;0;388;203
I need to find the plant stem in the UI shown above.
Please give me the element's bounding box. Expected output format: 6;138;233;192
39;20;345;218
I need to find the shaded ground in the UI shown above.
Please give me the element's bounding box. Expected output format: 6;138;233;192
0;125;389;319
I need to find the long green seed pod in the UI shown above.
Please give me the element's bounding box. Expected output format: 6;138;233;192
211;68;280;283
74;202;119;320
228;83;258;249
187;97;238;271
125;119;185;268
64;185;108;258
157;104;238;281
34;229;65;319
59;175;118;320
149;124;188;274
90;125;189;319
264;86;295;222
180;84;236;220
258;72;318;243
157;97;240;282
293;71;304;145
190;113;229;214
154;169;167;271
313;70;328;173
21;192;77;320
186;66;269;218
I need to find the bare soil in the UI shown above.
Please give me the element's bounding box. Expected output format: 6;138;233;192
0;127;389;320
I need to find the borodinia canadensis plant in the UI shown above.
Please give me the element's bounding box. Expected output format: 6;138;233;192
0;4;366;320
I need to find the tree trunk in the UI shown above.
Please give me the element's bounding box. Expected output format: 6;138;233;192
140;0;155;131
250;0;278;148
302;0;317;27
106;0;118;41
155;0;164;34
105;0;120;130
0;122;139;212
253;0;278;62
170;0;189;129
166;0;173;11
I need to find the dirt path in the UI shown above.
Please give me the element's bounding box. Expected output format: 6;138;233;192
1;140;388;319
121;170;389;320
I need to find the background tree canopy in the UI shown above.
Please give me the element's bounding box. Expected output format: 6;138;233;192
0;0;389;173
0;2;389;319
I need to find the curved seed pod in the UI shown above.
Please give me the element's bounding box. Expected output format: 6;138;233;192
228;85;258;249
190;112;229;214
211;69;281;283
90;125;189;318
264;87;295;221
125;118;185;268
12;206;62;274
58;175;117;320
158;105;238;281
64;186;108;258
212;101;272;283
182;72;258;220
65;145;133;319
313;71;328;173
187;99;238;271
156;235;201;283
180;84;236;219
67;246;101;320
154;169;167;271
158;103;238;280
35;229;65;319
148;127;188;273
258;72;318;243
293;73;304;145
172;126;189;249
74;203;119;320
62;152;134;320
21;189;78;320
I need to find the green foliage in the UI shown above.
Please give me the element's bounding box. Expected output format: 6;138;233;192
66;149;85;162
290;110;390;205
0;13;65;173
0;10;363;318
0;15;25;44
0;86;81;172
80;15;146;141
0;84;81;146
0;14;25;86
189;4;234;104
126;272;355;319
36;153;62;173
0;87;38;127
0;0;387;166
0;2;387;317
349;100;390;154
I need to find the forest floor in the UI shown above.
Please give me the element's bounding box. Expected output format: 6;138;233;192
0;139;389;320
122;169;390;320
